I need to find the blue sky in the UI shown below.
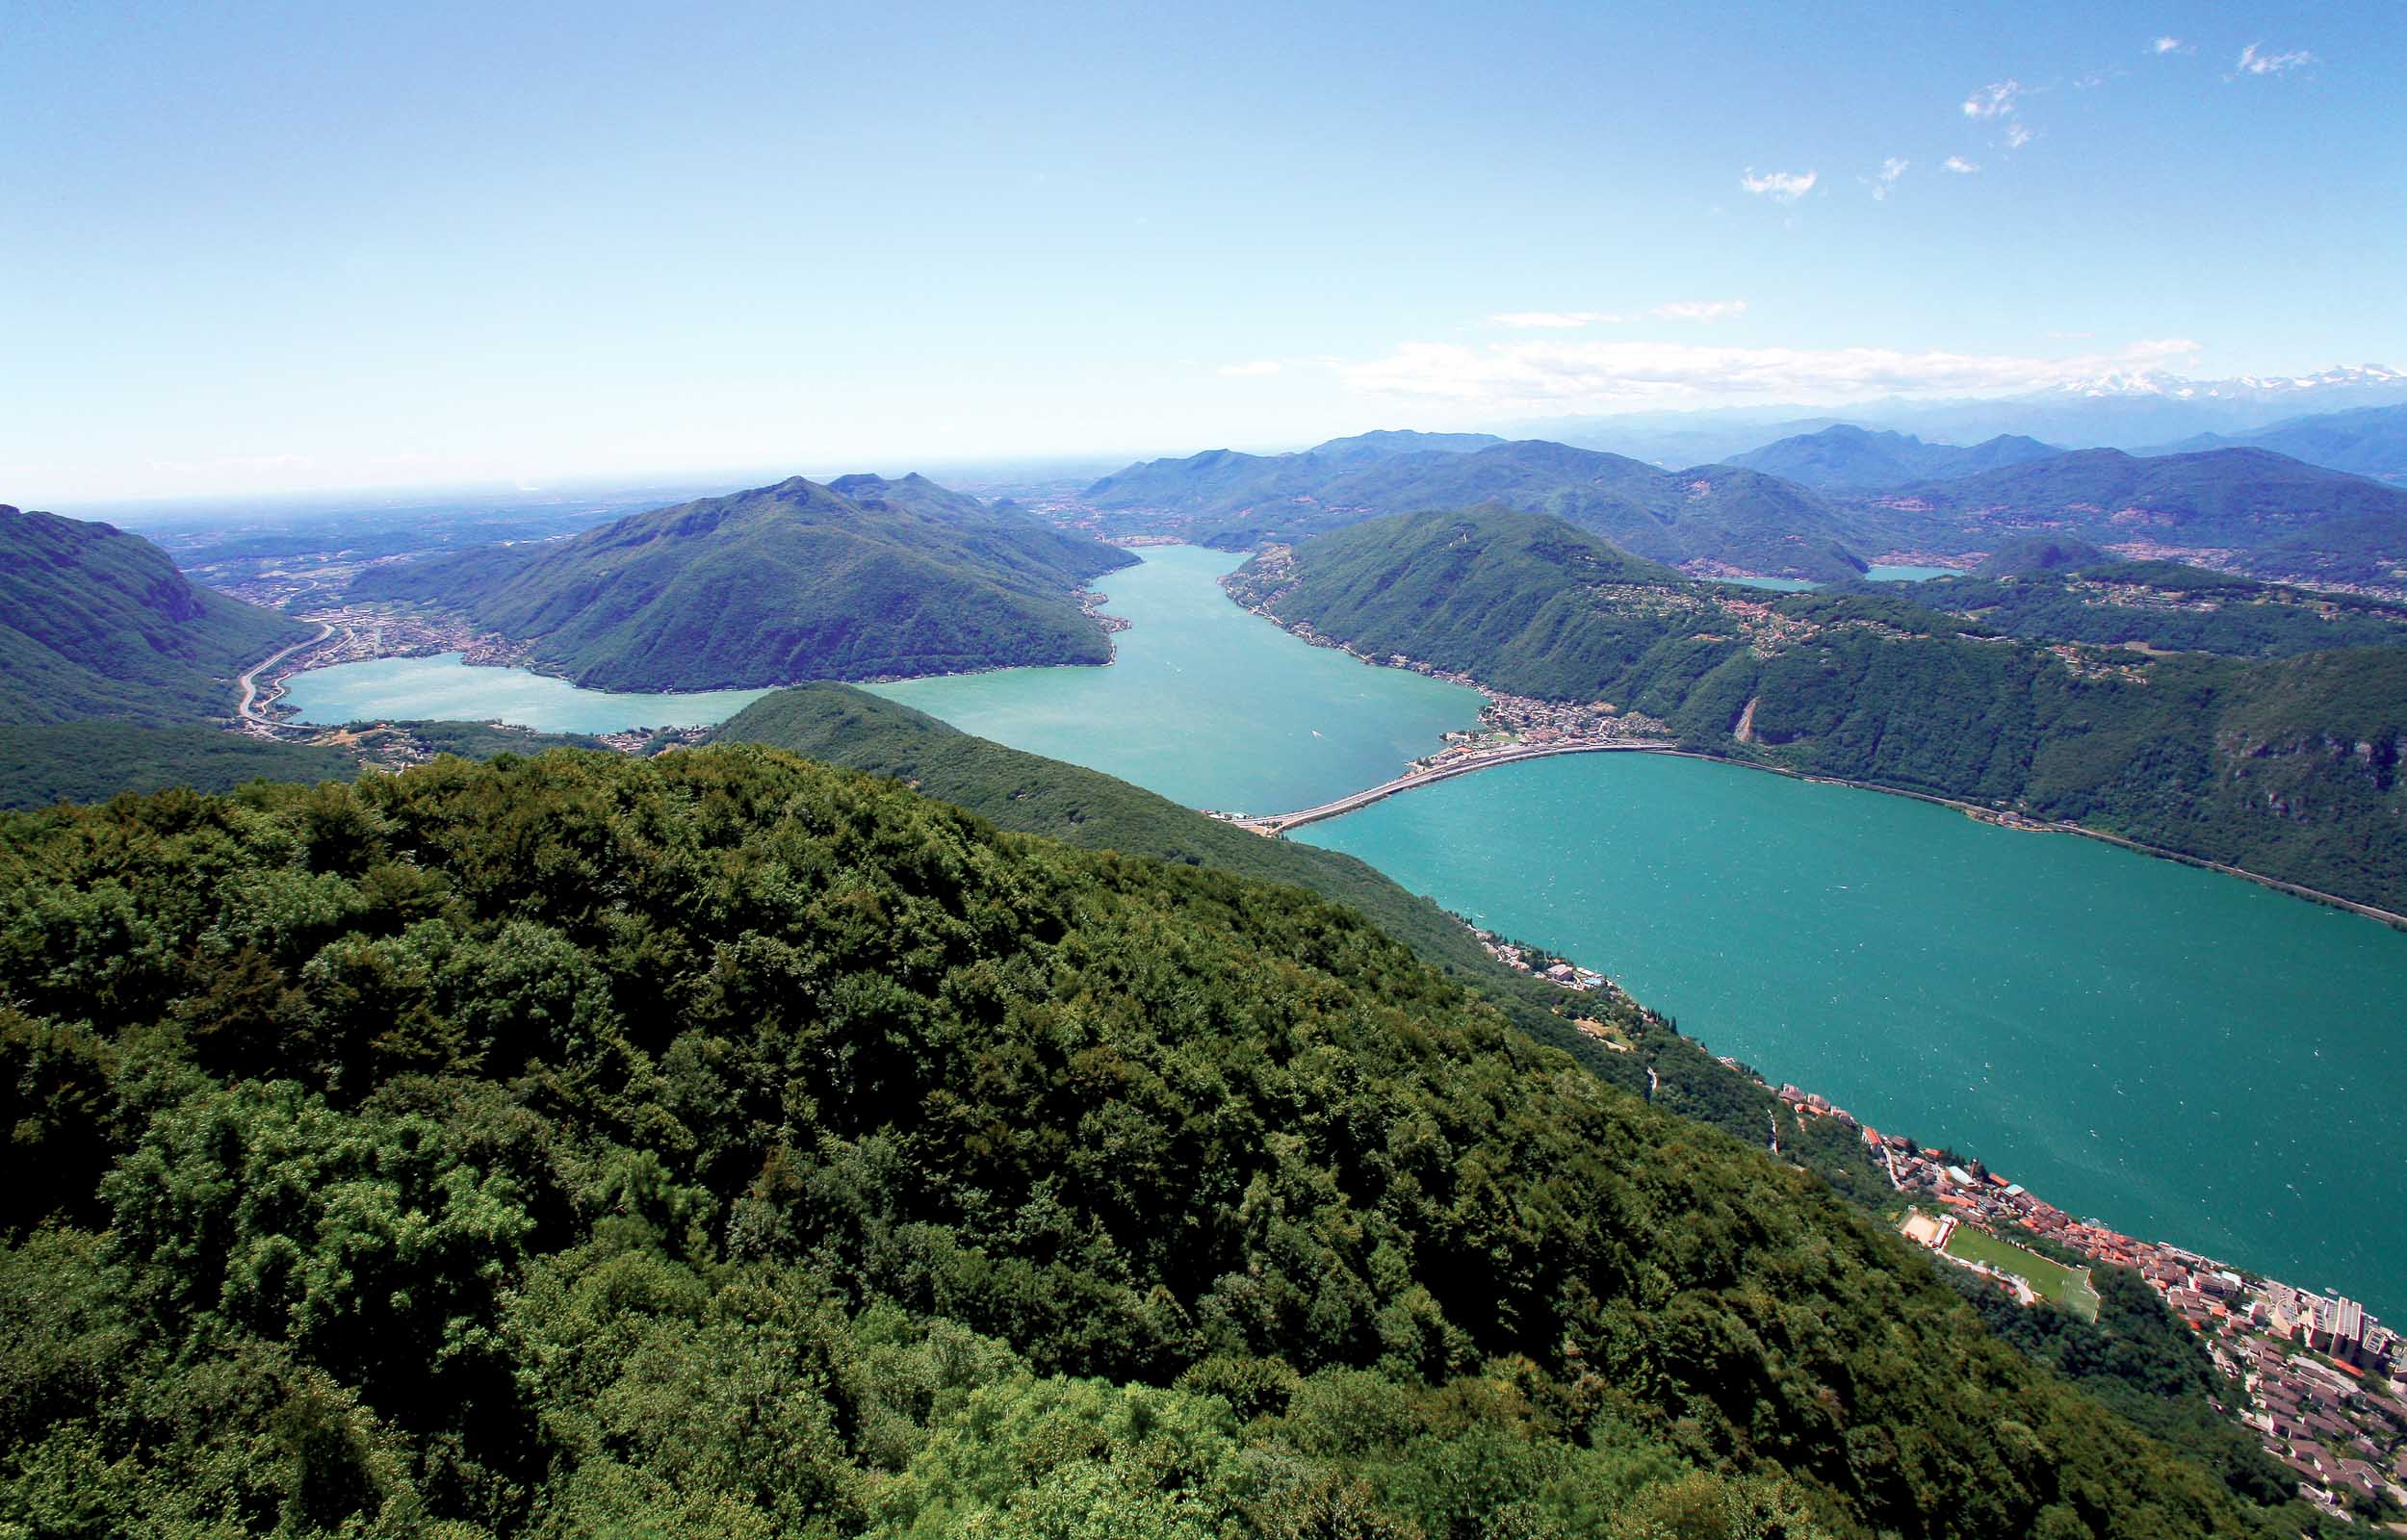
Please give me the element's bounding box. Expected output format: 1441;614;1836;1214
4;0;2397;502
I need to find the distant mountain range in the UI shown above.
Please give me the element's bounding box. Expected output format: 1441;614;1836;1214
2143;403;2407;485
1722;425;2061;491
1508;364;2407;462
0;504;308;724
350;474;1134;691
1086;435;1880;580
1082;427;2407;589
1868;447;2407;587
1081;429;1503;518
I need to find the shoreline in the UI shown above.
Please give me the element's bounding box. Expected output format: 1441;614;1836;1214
1226;586;2407;932
239;574;1138;731
1651;751;2407;932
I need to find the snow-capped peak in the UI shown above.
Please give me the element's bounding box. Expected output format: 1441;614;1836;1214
2048;363;2403;402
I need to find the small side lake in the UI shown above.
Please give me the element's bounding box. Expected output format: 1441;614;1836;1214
279;653;772;734
1721;564;1963;592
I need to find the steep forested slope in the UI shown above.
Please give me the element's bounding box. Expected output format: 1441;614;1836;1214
0;748;2274;1537
349;475;1133;690
0;722;354;808
705;684;1883;1187
0;505;309;723
1233;510;2407;912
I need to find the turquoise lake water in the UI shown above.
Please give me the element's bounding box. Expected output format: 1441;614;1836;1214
868;547;1483;813
1723;564;1962;592
1296;753;2407;1317
280;652;773;733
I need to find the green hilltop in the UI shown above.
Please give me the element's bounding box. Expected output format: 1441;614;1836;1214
0;504;310;724
349;475;1135;691
0;745;2280;1538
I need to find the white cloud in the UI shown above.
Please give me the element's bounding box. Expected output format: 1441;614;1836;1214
2005;123;2034;150
1942;155;1981;174
1869;157;1909;200
1216;360;1281;376
1739;167;1817;202
2152;36;2186;55
2237;42;2313;75
2048;329;2097;340
1652;299;1747;321
1962;79;2021;118
1490;311;1622;329
1339;336;2201;414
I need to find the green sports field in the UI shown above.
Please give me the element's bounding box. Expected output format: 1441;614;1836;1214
1945;1223;2101;1321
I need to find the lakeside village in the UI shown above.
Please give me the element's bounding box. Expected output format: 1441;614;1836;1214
1658;972;2407;1519
1877;1126;2407;1522
1486;925;2407;1520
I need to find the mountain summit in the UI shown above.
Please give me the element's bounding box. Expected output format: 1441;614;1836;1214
350;475;1133;691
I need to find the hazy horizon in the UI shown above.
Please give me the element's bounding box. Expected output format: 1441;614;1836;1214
7;0;2396;502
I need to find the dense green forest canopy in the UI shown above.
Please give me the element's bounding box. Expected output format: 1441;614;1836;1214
0;722;355;808
705;684;1897;1195
348;475;1134;691
0;747;2278;1537
1231;509;2407;914
0;505;308;724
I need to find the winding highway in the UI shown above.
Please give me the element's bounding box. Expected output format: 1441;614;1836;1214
1225;739;1675;834
234;624;334;730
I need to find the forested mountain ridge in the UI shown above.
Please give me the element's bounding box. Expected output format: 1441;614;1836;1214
1231;509;2407;913
1867;447;2407;589
0;504;310;723
0;746;2276;1537
1083;434;1880;579
0;721;355;808
1210;442;1880;581
1081;430;1505;520
823;471;1032;525
349;475;1134;691
1902;561;2407;658
1723;425;2061;490
2146;402;2407;484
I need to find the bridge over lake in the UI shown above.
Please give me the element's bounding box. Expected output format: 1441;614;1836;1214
1219;739;1676;834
